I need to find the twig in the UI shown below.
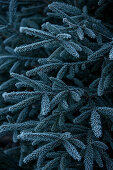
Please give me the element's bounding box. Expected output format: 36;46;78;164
42;0;49;5
74;0;79;7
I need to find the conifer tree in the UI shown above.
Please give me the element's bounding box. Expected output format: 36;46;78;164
0;0;113;169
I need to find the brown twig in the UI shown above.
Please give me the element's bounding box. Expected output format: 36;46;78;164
42;0;49;5
74;0;79;7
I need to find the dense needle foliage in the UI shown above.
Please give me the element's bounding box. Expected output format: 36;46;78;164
0;0;113;169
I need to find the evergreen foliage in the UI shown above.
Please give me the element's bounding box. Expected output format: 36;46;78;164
0;0;113;169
